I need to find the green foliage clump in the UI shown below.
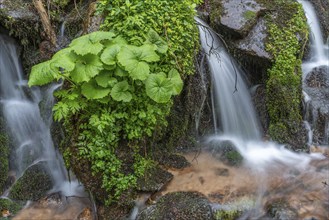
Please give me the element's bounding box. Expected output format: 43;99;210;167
28;30;182;204
265;2;308;142
214;209;242;220
97;0;202;76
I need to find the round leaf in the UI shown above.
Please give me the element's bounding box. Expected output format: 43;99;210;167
145;74;173;103
168;68;183;95
28;60;59;86
70;54;104;83
110;81;132;102
81;80;111;99
101;44;121;66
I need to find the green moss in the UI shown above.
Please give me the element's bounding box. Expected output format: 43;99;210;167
0;118;9;195
0;198;22;218
214;209;242;220
9;163;52;201
243;10;257;20
264;1;308;143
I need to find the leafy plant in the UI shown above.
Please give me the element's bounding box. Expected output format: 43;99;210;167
28;30;181;204
97;0;202;76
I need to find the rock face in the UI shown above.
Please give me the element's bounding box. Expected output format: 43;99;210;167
304;66;329;144
209;0;271;83
9;162;52;201
310;0;329;40
137;192;213;220
207;0;309;149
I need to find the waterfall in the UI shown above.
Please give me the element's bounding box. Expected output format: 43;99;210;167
0;34;82;197
196;17;261;141
298;0;329;145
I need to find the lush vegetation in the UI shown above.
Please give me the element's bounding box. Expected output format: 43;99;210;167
29;0;201;204
265;1;308;143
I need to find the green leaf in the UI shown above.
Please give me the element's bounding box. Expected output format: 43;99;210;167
51;48;76;72
139;44;160;62
95;71;118;88
168;68;183;95
81;80;111;99
114;66;128;77
88;31;116;42
117;45;159;80
101;44;121;66
103;36;127;47
145;29;168;54
110;81;132;102
145;74;173;103
69;31;115;56
70;54;104;83
28;60;59;86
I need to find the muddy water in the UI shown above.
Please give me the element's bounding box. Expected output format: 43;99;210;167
160;151;329;219
12;196;93;220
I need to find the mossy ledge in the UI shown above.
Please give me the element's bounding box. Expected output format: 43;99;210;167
264;0;309;148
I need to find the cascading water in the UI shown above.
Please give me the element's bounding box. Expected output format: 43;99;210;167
0;34;82;197
298;0;329;146
170;17;329;219
196;17;261;141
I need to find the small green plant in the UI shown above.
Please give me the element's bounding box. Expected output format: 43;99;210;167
28;30;182;204
97;0;202;76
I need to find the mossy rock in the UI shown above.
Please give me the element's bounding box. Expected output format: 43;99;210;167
209;140;243;167
0;118;9;195
137;191;213;220
0;198;22;219
8;162;52;201
157;153;191;169
136;166;173;192
265;200;298;220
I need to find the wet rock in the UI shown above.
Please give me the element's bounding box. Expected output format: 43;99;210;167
136;166;173;192
214;168;229;176
137;191;213;220
305;66;329;88
252;85;269;134
210;0;265;39
157;153;191;169
304;66;329;144
310;0;329;40
208;140;243;166
265;200;298;220
8;162;52;201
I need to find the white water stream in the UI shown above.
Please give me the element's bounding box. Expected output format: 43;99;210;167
298;0;329;145
0;34;83;198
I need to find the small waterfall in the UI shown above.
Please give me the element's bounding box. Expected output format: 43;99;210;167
196;17;261;142
0;34;82;197
298;0;329;145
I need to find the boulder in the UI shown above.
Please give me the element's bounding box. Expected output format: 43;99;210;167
304;66;329;144
8;162;52;201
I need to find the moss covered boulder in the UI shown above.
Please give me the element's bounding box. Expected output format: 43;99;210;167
0;118;9;195
137;191;213;220
8;162;52;201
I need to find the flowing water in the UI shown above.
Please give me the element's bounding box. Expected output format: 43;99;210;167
298;0;329;146
159;18;329;219
0;33;92;218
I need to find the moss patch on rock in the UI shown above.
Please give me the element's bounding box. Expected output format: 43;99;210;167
264;0;309;148
0;198;22;218
8;162;52;201
0;118;9;195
